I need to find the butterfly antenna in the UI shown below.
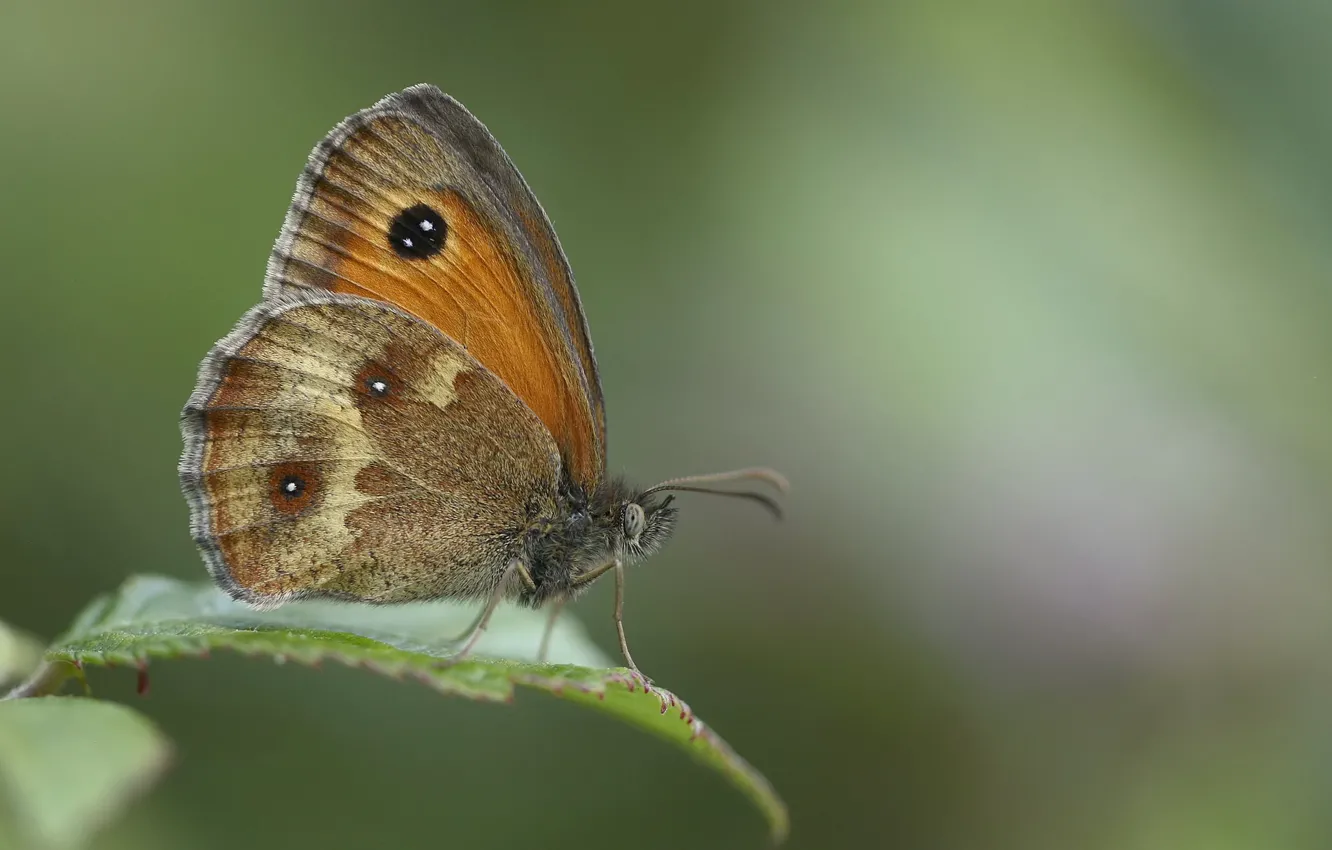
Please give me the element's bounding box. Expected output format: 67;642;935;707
640;467;789;520
645;467;789;494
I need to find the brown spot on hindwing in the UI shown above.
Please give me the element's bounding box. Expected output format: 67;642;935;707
269;461;320;516
354;462;412;496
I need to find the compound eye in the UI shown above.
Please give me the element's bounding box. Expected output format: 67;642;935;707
623;503;647;539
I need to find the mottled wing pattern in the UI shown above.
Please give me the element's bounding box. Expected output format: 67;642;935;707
262;84;606;491
180;292;561;605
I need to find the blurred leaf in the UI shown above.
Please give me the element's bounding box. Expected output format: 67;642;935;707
0;621;43;690
0;697;170;849
43;576;788;842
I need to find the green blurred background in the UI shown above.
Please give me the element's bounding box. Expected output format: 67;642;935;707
3;1;1332;848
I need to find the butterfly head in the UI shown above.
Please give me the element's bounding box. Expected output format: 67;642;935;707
615;492;678;564
554;467;789;592
558;478;677;580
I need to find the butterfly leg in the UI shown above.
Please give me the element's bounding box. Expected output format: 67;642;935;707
609;560;644;679
449;559;532;662
570;559;646;679
537;595;568;663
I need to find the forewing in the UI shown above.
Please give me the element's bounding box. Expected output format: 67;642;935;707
263;84;606;491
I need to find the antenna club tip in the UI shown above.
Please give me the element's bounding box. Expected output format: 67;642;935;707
754;468;791;494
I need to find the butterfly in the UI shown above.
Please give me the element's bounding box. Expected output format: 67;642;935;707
179;85;786;675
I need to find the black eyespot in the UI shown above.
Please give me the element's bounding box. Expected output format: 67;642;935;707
278;475;305;499
364;376;391;397
388;203;446;259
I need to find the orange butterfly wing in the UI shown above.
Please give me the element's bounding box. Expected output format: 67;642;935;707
262;85;605;491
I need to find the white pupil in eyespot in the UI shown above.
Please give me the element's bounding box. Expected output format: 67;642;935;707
371;381;387;394
284;481;298;493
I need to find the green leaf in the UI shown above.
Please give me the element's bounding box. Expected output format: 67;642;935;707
0;697;170;849
42;575;788;841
